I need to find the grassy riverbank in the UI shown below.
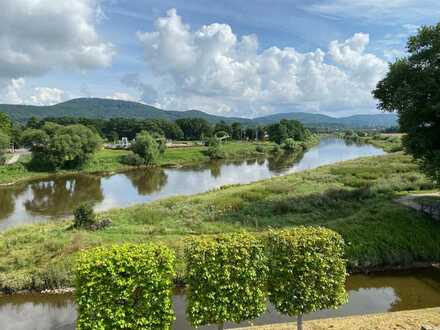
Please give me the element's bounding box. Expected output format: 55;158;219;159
0;141;279;185
1;150;439;291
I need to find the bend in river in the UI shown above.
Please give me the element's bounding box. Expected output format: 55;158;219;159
0;138;385;230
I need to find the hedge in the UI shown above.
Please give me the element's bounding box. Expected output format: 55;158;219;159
185;232;268;329
267;227;347;329
75;243;175;330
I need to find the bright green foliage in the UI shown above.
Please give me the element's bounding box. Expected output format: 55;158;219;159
282;138;298;151
131;131;159;165
205;137;225;159
267;227;348;317
185;232;268;328
21;123;101;169
73;203;96;229
76;244;175;330
0;113;12;135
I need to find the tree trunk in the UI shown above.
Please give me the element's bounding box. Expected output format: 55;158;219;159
218;322;224;330
297;314;303;330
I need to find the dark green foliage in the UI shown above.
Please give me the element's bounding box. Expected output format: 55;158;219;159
131;131;159;165
21;123;101;169
267;119;309;144
0;113;12;134
121;153;145;166
176;118;213;140
282;138;298;151
75;243;175;330
373;23;440;183
255;145;264;153
267;227;347;317
73;203;96;229
185;233;268;328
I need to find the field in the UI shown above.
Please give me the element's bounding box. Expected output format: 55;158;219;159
0;141;278;185
1;150;439;292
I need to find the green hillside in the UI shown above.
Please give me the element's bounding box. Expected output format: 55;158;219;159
0;98;398;128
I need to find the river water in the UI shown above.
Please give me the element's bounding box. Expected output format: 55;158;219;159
0;138;385;230
1;268;439;330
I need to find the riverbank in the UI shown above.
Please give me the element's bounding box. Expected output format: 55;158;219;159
0;141;282;186
236;307;440;330
1;150;439;292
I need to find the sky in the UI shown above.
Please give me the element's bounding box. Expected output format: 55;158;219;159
0;0;439;118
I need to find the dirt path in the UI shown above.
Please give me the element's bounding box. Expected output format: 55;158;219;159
395;192;440;219
236;308;440;330
4;149;30;165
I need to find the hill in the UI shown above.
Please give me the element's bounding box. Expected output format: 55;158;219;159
0;98;397;128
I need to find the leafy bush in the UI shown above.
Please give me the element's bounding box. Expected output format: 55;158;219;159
255;145;264;153
185;232;268;329
271;144;281;154
73;203;96;229
205;137;225;159
282;138;298;152
267;227;347;330
76;244;175;330
121;153;145;166
131;131;160;165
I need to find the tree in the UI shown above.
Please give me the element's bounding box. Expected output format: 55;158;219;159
373;23;440;183
0;113;12;135
131;131;159;165
76;244;175;330
0;130;10;163
21;123;101;169
282;138;297;152
185;233;268;330
205;137;225;159
267;227;347;330
176;118;213;140
267;119;309;144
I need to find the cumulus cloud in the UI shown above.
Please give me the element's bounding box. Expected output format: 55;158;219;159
137;9;388;116
0;0;115;80
1;78;67;105
105;92;139;102
120;74;158;104
30;87;66;106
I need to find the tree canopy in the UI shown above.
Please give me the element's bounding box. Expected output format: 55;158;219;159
267;119;309;144
22;123;101;169
373;23;440;182
131;131;160;165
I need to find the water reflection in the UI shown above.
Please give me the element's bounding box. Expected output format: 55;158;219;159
1;269;439;330
0;138;386;230
125;168;168;195
23;175;103;217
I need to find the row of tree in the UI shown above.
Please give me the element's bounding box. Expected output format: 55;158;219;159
76;228;347;330
0;113;12;163
23;116;309;144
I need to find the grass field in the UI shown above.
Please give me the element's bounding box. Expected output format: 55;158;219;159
1;151;439;292
0;141;278;185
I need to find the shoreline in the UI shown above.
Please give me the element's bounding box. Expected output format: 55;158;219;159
1;263;438;296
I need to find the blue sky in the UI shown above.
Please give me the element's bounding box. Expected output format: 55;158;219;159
1;0;439;117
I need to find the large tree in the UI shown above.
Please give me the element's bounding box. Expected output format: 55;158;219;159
373;23;440;182
22;123;101;169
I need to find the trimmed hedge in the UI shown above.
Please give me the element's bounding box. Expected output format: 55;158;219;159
75;244;175;330
267;227;347;328
185;232;268;328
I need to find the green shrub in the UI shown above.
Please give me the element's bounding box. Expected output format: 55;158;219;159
76;244;175;330
282;138;298;152
121;153;145;166
205;138;225;160
255;145;264;153
267;227;347;330
73;203;96;229
185;232;268;329
131;131;159;165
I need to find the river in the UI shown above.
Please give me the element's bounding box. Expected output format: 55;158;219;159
0;138;385;230
1;268;439;330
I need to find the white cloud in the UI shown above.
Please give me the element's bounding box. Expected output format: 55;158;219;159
1;78;67;105
0;0;115;80
4;78;26;104
137;9;388;116
105;92;139;102
30;87;66;106
305;0;440;22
